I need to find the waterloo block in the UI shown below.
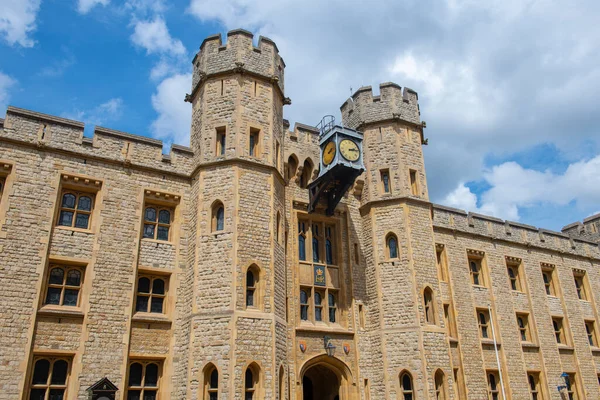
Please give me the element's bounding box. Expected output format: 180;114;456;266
1;29;600;400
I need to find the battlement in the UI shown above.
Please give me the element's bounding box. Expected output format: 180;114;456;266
432;203;600;259
190;29;285;98
340;82;420;130
562;212;600;243
1;106;195;176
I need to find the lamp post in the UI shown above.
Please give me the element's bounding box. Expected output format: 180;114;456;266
323;336;336;357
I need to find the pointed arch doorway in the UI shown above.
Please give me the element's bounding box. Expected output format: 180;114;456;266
299;355;354;400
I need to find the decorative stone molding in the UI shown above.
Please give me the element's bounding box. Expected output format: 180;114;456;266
466;249;485;257
505;255;522;264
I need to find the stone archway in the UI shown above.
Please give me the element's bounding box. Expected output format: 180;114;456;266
299;355;354;400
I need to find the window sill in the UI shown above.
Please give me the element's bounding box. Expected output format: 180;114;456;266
38;306;84;318
54;226;94;234
132;312;172;324
557;344;574;353
296;322;352;335
448;337;459;344
140;238;173;245
521;342;539;349
511;290;526;294
590;346;600;354
481;338;501;347
472;284;489;290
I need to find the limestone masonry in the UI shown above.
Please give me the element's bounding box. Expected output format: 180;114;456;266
1;29;600;399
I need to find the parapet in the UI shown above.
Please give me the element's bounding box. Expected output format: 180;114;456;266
432;203;600;258
340;82;420;130
561;213;600;243
190;29;285;98
1;106;195;176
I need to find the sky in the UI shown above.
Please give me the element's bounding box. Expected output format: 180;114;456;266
1;0;600;231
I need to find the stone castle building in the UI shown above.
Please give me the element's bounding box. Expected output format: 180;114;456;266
1;29;600;400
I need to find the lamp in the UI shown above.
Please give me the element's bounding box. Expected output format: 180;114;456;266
323;336;336;357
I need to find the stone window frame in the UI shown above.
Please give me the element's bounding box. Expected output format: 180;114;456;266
386;232;399;260
564;372;580;400
516;312;533;343
453;368;466;399
585;319;599;348
486;370;501;400
211;200;225;233
57;191;94;230
244;264;263;311
541;263;558;297
42;263;86;309
215;126;226;156
423;286;437;325
398;370;414;400
527;371;543;400
552;316;568;345
477;308;491;339
299;158;314;189
0;163;13;224
434;369;448;400
126;359;163;399
409;169;419;196
249;126;261;158
380;169;391;194
435;243;449;282
203;363;219;400
244;362;263;399
505;256;524;293
296;214;343;327
444;302;458;339
54;174;102;233
572;269;589;301
142;205;173;241
141;190;180;243
286;154;298;183
467;250;487;287
134;273;168;315
27;355;73;400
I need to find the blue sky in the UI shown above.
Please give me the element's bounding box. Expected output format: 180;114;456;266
2;0;600;231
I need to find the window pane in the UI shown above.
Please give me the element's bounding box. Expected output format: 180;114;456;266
329;307;336;323
58;210;74;226
298;235;306;261
246;289;254;307
216;207;224;231
29;389;46;400
145;363;159;386
402;374;412;390
300;306;308;321
328;293;335;307
62;193;76;208
313;238;319;262
77;196;92;211
245;369;254;388
127;390;141;400
45;287;62;305
150;297;164;313
314;292;322;305
315;307;322;321
136;296;149;312
138;278;151;293
74;213;90;229
143;391;157;400
63;289;79;306
246;271;255;287
128;363;143;386
66;270;81;286
143;224;155;239
32;359;50;384
144;207;157;222
51;360;68;384
48;391;65;400
158;210;171;224
389;237;398;258
326;239;333;264
210;393;218;400
152;279;165;294
157;226;169;241
300;290;308;304
49;268;64;284
210;369;218;388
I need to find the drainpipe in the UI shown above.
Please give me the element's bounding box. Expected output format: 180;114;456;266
489;305;507;399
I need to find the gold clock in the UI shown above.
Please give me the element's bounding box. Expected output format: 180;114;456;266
339;139;360;161
323;141;336;166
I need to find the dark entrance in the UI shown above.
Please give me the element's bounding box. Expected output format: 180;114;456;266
302;363;340;400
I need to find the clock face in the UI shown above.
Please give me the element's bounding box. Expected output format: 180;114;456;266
323;141;336;166
339;139;360;161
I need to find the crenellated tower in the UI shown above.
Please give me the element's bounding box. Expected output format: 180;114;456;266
341;83;454;398
184;29;289;399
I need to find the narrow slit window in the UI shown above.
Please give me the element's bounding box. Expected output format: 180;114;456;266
328;292;337;323
409;169;418;196
216;127;226;156
380;169;390;193
249;128;260;157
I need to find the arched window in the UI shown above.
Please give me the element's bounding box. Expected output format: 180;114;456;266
298;221;307;261
212;202;224;232
300;159;313;189
135;276;166;314
435;369;447;400
386;234;398;259
399;371;413;400
287;155;298;182
278;365;285;400
204;364;218;400
246;266;258;308
44;265;83;307
28;357;70;399
143;206;172;241
58;191;94;229
244;364;260;399
424;287;435;324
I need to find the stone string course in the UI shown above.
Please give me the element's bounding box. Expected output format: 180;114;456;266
1;28;600;400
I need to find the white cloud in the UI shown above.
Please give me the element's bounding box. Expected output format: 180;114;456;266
130;17;185;56
0;71;17;115
77;0;110;14
63;98;124;127
443;157;600;221
0;0;41;47
150;74;192;145
38;51;76;78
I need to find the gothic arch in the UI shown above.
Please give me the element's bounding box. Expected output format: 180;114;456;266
298;354;354;399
